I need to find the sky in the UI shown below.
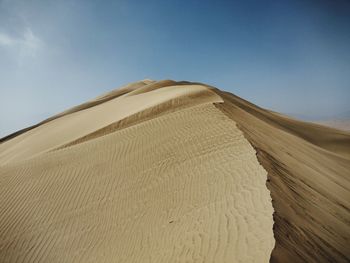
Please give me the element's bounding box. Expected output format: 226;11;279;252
0;0;350;137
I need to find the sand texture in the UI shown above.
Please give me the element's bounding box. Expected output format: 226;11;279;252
1;80;349;262
215;90;350;262
0;81;274;262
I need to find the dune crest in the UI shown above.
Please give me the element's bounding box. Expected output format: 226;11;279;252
0;81;274;262
0;81;222;165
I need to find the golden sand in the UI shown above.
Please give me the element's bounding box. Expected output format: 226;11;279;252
1;80;349;262
0;81;274;262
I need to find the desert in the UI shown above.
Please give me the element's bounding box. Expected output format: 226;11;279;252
0;80;349;262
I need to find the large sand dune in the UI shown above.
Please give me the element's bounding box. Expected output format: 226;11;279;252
0;80;349;262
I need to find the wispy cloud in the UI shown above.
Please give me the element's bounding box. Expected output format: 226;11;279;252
0;33;16;46
0;28;43;60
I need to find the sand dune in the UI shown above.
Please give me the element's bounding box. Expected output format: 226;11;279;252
0;80;349;262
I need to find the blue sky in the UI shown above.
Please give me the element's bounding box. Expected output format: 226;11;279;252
0;0;349;137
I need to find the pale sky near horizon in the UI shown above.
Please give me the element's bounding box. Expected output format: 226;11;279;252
0;0;350;137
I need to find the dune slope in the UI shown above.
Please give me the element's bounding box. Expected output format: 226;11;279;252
215;90;350;262
0;81;274;262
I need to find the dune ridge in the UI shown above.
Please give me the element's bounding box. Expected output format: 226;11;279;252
1;80;349;262
0;82;222;165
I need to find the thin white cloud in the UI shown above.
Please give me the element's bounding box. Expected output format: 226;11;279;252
20;28;43;57
0;28;43;59
0;33;16;46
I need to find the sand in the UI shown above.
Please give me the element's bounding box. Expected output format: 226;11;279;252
0;81;274;262
215;91;350;262
1;80;349;262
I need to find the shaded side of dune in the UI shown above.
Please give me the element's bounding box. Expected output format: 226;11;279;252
214;90;350;263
